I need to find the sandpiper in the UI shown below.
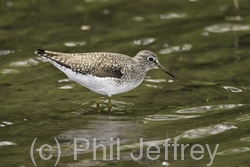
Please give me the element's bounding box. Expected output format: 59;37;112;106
35;49;176;108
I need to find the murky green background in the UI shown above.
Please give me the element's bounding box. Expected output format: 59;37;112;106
1;0;250;166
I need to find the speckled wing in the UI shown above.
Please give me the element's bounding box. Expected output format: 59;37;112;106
35;49;132;79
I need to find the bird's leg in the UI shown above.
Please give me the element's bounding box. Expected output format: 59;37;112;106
108;97;112;109
96;94;101;108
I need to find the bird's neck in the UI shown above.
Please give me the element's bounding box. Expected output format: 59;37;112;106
122;61;149;83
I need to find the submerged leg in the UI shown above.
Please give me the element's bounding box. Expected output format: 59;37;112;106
96;94;101;108
108;97;112;109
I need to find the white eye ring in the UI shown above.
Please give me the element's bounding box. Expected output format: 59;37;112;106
147;57;155;62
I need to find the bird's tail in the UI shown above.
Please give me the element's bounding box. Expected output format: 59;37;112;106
35;49;56;58
34;49;70;68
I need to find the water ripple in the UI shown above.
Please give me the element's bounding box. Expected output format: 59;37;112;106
35;57;49;62
240;136;250;142
1;69;19;74
176;104;243;113
72;99;134;113
6;2;13;7
158;13;186;19
0;121;13;127
145;84;159;89
55;115;141;155
217;147;250;155
80;25;91;30
64;41;86;47
58;78;72;83
206;23;250;33
2;121;13;125
10;58;39;67
133;38;155;45
159;44;192;54
59;85;73;89
161;161;170;166
120;139;167;150
0;50;14;56
103;9;109;14
144;114;198;121
144;79;166;83
133;16;145;22
94;100;134;112
236;114;250;122
225;15;242;21
0;141;17;146
177;124;237;139
223;86;242;92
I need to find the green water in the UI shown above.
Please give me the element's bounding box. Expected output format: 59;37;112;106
1;0;250;166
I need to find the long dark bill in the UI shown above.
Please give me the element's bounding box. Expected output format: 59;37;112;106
158;64;177;79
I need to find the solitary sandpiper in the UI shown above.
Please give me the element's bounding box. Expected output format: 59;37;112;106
35;49;177;108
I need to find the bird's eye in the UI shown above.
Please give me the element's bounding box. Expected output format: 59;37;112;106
147;57;155;62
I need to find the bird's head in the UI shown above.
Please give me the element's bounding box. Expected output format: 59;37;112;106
134;50;177;79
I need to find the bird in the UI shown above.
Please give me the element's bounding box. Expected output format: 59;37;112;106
35;49;177;109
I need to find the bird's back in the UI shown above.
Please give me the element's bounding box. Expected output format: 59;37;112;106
35;49;134;79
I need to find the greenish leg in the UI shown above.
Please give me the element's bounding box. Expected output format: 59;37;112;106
96;94;101;108
108;97;112;109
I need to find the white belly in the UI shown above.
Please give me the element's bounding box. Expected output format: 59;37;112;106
49;60;143;97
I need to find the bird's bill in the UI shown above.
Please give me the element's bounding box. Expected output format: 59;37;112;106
157;64;177;79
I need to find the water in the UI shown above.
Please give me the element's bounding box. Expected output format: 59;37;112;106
1;0;250;166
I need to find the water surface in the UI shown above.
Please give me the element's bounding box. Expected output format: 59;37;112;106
1;0;250;166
